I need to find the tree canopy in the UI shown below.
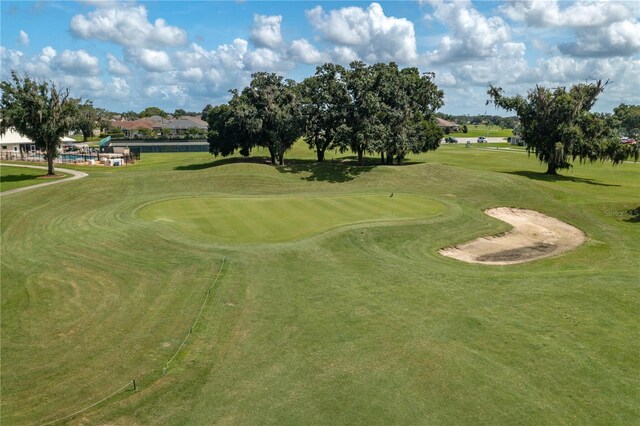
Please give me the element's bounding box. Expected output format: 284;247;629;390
139;106;167;118
74;101;111;141
488;81;635;175
1;71;78;175
613;104;640;138
208;72;304;165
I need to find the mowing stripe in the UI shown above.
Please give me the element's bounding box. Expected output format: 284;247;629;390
37;381;134;426
35;257;226;425
163;256;226;374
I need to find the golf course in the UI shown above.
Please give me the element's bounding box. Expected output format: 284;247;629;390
1;142;638;424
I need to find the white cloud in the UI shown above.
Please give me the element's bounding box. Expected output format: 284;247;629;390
243;48;291;71
18;30;29;46
500;0;632;28
52;49;100;76
500;1;639;58
70;4;187;48
289;39;328;64
559;20;640;57
126;48;172;72
426;0;511;63
306;3;418;63
331;46;360;63
250;15;283;49
106;53;131;75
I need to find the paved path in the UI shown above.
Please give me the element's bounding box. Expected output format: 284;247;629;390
0;163;88;197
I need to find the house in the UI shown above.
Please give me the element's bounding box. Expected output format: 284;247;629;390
110;116;208;138
1;128;37;158
436;117;461;132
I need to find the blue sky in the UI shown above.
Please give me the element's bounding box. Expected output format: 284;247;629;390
1;1;638;115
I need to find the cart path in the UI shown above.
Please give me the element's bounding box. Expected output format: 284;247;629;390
0;163;88;197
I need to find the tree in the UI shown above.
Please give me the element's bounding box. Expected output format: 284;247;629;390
462;124;468;134
1;71;78;175
236;72;304;165
139;106;167;118
338;61;384;165
74;101;108;141
338;62;443;165
173;108;187;118
122;110;139;121
300;63;349;162
207;103;252;157
613;104;640;138
488;81;633;175
201;104;213;121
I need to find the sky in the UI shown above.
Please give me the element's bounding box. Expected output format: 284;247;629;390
1;0;639;116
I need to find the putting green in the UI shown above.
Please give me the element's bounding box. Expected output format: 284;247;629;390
138;194;445;243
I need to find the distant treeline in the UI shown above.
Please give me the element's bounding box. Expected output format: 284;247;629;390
436;113;519;129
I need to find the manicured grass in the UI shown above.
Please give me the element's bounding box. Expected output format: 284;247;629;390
0;164;68;192
1;142;638;425
138;194;444;243
449;124;513;138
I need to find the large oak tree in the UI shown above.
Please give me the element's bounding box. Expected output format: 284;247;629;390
488;81;634;175
1;71;78;175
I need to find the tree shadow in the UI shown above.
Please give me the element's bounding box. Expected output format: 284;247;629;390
504;170;621;187
1;173;42;183
174;156;272;170
276;158;375;183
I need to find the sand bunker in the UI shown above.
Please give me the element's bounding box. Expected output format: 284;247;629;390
439;207;586;265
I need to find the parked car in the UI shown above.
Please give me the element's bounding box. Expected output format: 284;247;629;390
621;137;637;145
445;137;458;143
477;136;487;143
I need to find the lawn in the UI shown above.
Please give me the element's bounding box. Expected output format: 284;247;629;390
1;142;638;425
449;124;514;138
0;164;68;192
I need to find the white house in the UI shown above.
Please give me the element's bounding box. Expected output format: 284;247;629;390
0;128;37;158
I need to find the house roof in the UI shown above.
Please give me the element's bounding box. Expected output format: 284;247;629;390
436;117;459;128
111;120;155;130
0;128;32;144
162;118;207;130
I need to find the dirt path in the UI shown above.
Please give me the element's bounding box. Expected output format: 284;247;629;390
439;207;587;265
0;163;88;197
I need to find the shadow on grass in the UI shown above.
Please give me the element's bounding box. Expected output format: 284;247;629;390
505;170;621;187
174;156;272;171
275;158;376;183
1;173;41;183
175;155;420;182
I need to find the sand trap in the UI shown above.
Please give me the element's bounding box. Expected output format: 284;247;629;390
439;207;586;265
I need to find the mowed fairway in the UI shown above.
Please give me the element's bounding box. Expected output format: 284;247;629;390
138;194;444;243
1;143;639;425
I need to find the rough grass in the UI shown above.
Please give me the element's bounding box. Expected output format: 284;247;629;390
1;142;638;425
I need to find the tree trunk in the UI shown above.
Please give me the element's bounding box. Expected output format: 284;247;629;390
357;148;364;165
380;152;385;164
317;148;325;162
385;151;393;165
83;132;88;142
546;162;557;175
268;147;276;164
46;146;56;176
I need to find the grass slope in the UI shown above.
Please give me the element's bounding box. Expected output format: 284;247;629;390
1;143;638;425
